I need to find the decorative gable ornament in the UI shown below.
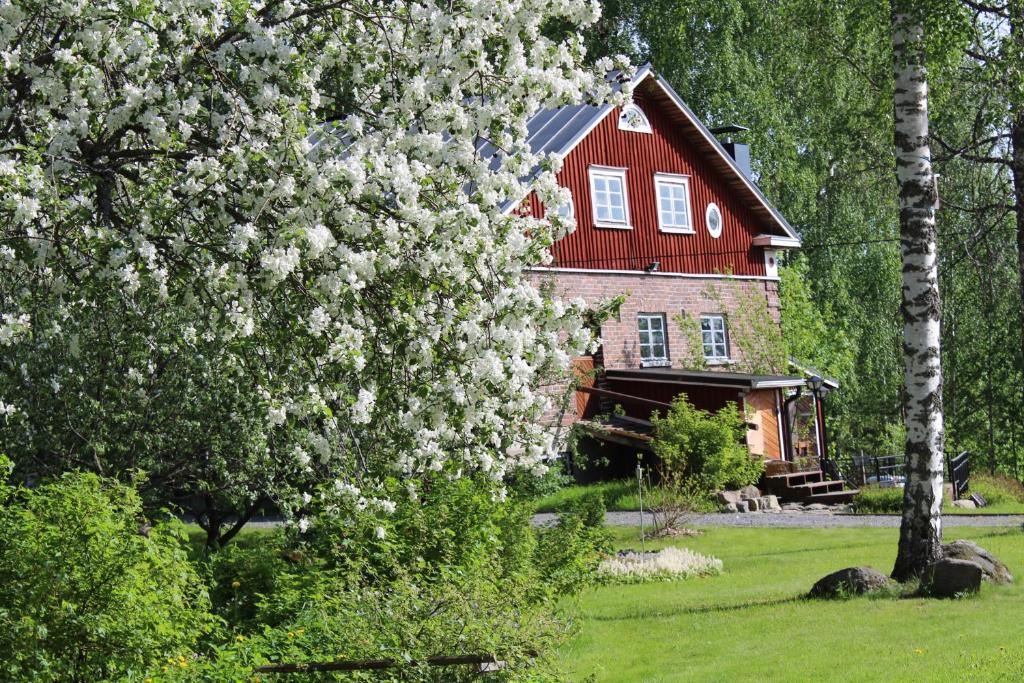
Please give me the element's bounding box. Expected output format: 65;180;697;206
618;103;652;134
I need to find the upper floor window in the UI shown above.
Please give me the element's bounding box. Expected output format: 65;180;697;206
700;314;729;362
589;166;630;229
654;173;693;233
618;103;652;134
638;313;669;366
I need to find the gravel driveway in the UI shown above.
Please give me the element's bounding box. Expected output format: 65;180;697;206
532;511;1024;529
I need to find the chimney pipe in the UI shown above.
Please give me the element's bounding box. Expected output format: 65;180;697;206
709;124;753;179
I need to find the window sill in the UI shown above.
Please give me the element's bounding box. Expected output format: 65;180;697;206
659;227;695;235
640;359;671;368
594;222;634;230
704;359;732;366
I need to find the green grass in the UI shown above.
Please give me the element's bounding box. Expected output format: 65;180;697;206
538;478;1024;515
558;525;1024;682
533;480;648;513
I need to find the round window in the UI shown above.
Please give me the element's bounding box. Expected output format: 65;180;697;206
706;203;723;238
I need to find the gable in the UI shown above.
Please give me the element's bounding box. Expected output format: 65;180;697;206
521;68;798;278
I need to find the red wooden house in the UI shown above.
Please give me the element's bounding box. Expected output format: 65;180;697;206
513;65;840;488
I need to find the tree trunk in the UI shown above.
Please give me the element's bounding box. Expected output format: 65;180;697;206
889;2;946;582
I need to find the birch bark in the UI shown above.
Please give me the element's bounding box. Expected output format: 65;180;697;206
889;1;946;582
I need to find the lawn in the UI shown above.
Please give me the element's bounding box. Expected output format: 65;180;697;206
558;525;1024;682
536;477;1024;515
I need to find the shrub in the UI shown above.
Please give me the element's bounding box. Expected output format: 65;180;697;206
853;485;903;513
969;473;1024;506
651;397;763;491
0;460;213;682
155;477;607;682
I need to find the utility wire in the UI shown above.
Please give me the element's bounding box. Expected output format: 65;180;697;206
544;226;1008;269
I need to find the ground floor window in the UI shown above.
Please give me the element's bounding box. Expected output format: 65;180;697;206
638;313;669;366
700;314;729;361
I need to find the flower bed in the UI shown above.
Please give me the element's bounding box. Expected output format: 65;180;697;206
597;547;723;583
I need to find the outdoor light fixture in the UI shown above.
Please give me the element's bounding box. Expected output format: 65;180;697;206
807;374;825;395
644;260;660;273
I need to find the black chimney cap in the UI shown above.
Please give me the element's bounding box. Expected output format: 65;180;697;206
709;124;750;135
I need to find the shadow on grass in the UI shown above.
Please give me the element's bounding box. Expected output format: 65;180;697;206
725;539;891;561
588;595;807;622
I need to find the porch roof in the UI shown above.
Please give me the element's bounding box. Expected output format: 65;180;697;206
604;368;808;391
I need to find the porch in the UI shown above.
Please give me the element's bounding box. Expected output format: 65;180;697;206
569;361;857;503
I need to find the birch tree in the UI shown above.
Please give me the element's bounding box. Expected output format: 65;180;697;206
890;1;947;581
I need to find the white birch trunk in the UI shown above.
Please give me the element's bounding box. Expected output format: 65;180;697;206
890;2;946;581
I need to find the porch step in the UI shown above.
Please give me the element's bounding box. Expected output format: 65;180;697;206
760;468;859;504
787;480;847;496
804;489;860;505
765;471;823;487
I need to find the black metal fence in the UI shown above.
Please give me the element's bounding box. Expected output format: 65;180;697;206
948;450;970;501
829;451;971;500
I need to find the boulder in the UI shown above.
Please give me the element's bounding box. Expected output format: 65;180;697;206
747;497;761;512
738;485;761;500
759;495;781;511
717;490;742;506
809;566;893;599
942;540;1012;584
735;500;749;513
921;559;982;598
723;502;738;513
805;503;830;512
951;499;976;509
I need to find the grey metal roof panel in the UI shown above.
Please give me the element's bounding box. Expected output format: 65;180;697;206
605;367;808;390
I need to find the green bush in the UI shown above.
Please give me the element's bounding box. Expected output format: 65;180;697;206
152;476;609;681
853;485;903;513
651;397;763;491
969;473;1024;506
0;460;213;682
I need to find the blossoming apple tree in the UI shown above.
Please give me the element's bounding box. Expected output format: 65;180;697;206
0;0;627;544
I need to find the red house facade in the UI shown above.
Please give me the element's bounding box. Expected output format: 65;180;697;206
515;65;834;475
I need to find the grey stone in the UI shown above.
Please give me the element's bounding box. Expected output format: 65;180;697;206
782;503;804;511
735;500;749;513
805;503;830;512
747;497;761;512
759;495;781;511
951;499;976;509
738;485;761;500
921;559;983;598
723;502;738;513
942;540;1013;584
717;490;742;506
809;566;893;598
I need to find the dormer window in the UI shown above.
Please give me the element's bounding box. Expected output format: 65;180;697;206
654;173;693;233
588;166;631;229
618;103;652;134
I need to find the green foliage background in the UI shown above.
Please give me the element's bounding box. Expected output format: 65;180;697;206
586;0;1024;472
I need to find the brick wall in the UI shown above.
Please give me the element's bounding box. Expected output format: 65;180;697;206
529;269;781;371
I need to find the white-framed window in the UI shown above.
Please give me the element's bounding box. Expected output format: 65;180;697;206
700;314;729;362
588;166;631;229
618;103;652;134
706;202;723;238
637;313;670;366
654;173;693;233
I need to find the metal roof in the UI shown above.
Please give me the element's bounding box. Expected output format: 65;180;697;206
604;367;809;390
